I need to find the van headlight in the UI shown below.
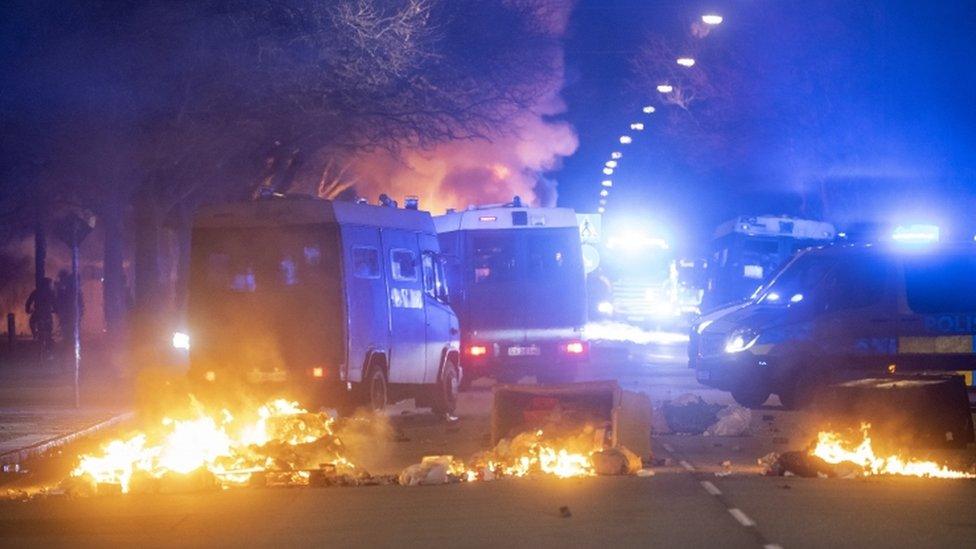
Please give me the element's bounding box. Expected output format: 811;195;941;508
724;328;759;353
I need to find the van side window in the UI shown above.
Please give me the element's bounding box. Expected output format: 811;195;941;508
352;247;380;279
824;256;886;310
905;254;976;313
435;259;450;302
422;253;437;297
391;249;418;281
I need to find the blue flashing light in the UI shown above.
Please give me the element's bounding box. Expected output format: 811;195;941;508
892;224;939;244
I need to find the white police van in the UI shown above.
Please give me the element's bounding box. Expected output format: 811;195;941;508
186;195;460;413
434;199;588;385
691;240;976;408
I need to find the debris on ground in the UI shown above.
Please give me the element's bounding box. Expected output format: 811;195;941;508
661;395;723;434
559;505;572;518
590;447;643;476
704;405;752;437
761;451;838;478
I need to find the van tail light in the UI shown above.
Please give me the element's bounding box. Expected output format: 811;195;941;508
564;341;588;355
468;345;489;357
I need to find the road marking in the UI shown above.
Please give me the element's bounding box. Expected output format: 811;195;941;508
662;443;675;453
700;480;722;496
728;508;756;528
764;545;783;549
679;459;695;471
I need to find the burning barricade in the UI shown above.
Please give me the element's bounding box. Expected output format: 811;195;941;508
761;423;976;480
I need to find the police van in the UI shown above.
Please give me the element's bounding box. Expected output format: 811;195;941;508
186;195;461;413
434;200;588;385
690;242;976;409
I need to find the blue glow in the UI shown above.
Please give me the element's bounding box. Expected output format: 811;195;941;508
892;224;940;243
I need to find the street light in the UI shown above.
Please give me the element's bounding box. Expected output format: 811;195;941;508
605;160;618;168
642;105;656;114
597;207;605;214
599;198;607;206
630;122;644;131
619;135;633;144
656;84;673;94
601;180;613;187
676;57;696;67
600;189;609;197
603;167;614;175
611;151;622;159
702;14;723;25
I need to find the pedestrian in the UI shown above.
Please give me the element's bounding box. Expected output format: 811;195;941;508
25;277;55;349
55;269;84;340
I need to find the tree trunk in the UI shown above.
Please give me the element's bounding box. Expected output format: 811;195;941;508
133;196;162;313
102;205;127;335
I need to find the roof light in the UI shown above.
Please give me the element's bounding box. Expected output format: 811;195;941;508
701;14;723;25
642;106;656;114
892;224;940;243
656;84;673;93
676;57;696;67
478;215;497;222
619;135;633;144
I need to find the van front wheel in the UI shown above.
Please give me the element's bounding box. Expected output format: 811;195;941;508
730;386;771;409
431;359;460;416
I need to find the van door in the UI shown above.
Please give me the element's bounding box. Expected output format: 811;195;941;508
382;230;427;383
815;254;898;379
341;226;389;383
894;253;976;378
421;245;453;383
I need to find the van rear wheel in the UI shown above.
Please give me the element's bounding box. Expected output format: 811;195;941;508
364;366;388;412
431;359;460;416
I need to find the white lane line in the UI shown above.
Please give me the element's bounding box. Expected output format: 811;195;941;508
764;545;783;549
699;480;722;496
662;443;675;453
679;460;695;471
728;508;756;528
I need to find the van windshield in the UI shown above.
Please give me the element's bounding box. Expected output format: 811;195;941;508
188;224;344;370
754;253;835;304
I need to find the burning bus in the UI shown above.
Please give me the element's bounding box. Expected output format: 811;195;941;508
434;199;588;386
185;195;461;414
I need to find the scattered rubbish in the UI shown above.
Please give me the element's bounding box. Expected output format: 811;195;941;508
704;405;752;437
662;395;723;434
559;506;572;518
714;459;734;477
763;451;836;478
591;447;642;476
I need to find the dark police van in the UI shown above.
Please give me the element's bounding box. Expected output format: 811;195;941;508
186;195;461;413
434;201;588;386
690;242;976;408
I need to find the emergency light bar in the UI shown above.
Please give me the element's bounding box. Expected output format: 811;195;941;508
892;224;940;243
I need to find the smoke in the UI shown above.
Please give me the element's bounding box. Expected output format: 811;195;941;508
345;1;579;214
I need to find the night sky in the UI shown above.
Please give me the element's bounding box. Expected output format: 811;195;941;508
554;0;976;251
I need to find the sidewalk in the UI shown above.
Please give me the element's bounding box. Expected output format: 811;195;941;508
0;354;134;466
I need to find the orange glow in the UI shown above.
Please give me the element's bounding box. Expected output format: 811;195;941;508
204;371;216;382
811;424;975;479
311;367;325;378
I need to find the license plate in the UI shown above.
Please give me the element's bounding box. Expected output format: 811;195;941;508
247;370;288;383
508;345;541;357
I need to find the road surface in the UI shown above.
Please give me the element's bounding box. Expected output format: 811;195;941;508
2;336;975;548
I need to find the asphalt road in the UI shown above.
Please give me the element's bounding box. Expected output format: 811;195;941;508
2;337;975;548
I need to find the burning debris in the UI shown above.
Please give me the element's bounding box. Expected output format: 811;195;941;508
762;424;975;480
67;398;357;495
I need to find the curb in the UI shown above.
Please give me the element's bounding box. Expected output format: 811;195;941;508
0;411;135;467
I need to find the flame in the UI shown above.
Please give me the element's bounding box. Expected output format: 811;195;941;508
810;424;975;479
72;398;351;493
463;429;599;480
